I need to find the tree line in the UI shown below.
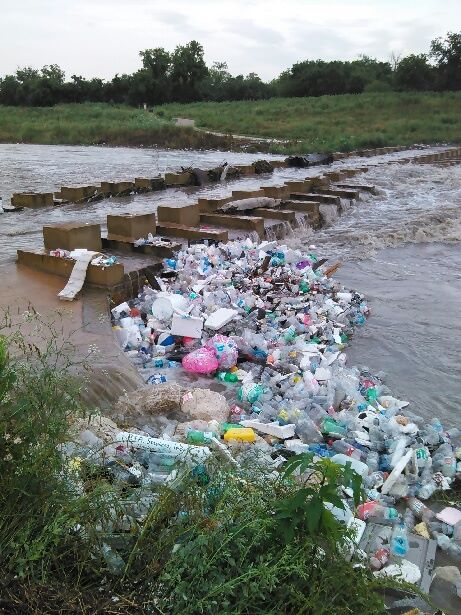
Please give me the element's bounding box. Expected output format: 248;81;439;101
0;32;460;107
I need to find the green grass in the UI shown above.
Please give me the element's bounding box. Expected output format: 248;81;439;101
0;102;236;149
1;91;460;154
161;91;461;152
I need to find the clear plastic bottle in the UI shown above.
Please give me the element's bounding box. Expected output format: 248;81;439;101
391;522;409;558
366;451;380;473
331;439;363;460
406;497;436;522
403;508;415;530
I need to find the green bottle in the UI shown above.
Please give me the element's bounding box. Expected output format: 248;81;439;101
217;371;239;383
299;280;310;294
186;430;216;445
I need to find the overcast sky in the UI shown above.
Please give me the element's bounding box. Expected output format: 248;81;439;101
2;0;460;80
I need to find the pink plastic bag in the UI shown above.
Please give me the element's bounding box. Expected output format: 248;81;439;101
205;334;238;369
182;347;219;374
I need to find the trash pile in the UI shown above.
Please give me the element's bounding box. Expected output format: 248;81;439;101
133;234;175;248
49;248;118;266
74;237;461;595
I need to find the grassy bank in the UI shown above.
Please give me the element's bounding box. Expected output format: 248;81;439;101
1;91;460;153
0;103;237;150
161;91;461;152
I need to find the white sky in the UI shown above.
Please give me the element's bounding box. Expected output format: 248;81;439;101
1;0;460;81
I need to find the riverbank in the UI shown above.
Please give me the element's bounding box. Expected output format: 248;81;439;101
162;91;461;152
0;103;241;151
1;91;461;153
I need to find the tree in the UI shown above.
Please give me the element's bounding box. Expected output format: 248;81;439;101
430;31;461;90
394;54;434;91
170;40;208;102
138;47;172;104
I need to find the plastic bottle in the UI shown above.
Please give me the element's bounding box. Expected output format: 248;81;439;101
101;543;125;575
407;497;435;522
391;522;409;558
403;508;415;530
216;370;239;383
223;428;256;443
357;501;398;521
370;547;390;571
366;451;380;472
331;439;363;460
428;521;454;536
186;430;217;445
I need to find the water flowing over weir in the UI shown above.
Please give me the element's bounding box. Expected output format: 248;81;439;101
286;161;461;425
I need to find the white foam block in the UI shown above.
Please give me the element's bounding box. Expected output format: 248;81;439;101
204;308;238;330
170;314;204;338
240;420;296;439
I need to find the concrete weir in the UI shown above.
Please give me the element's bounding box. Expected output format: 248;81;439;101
14;145;461;302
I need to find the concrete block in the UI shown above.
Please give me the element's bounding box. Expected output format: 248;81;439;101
157;204;200;227
156;222;228;242
280;200;320;216
270;160;288;168
309;176;329;188
164;171;192;186
60;185;98;202
198;196;232;213
336;183;376;194
232;164;255;176
261;186;289;199
314;187;359;199
251;209;296;223
17;250;124;287
231;189;265;201
290;192;340;205
324;171;346;182
199;213;265;237
107;213;156;242
11;192;54;208
100;181;134;195
284;180;312;192
43;222;102;252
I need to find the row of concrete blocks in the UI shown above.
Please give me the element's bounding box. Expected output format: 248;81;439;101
9;143;410;209
16;166;373;291
394;148;461;165
10;161;280;208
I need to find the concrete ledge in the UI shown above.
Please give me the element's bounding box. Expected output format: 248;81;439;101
134;177;165;191
17;250;124;287
101;237;179;258
261;186;288;199
164;171;192;186
290;192;340;205
231;189;265;200
280;200;320;215
200;213;265;237
11;192;54;208
100;181;134;195
336;183;376;194
157;204;200;227
107;213;156;242
284;180;312;192
314;187;359;199
198;196;232;213
309;176;330;188
270;160;288;168
156;222;228;242
233;165;255;176
251;209;296;223
60;186;98;202
43;222;102;252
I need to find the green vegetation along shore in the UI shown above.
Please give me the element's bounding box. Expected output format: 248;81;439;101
0;103;235;150
1;91;460;153
161;91;461;152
